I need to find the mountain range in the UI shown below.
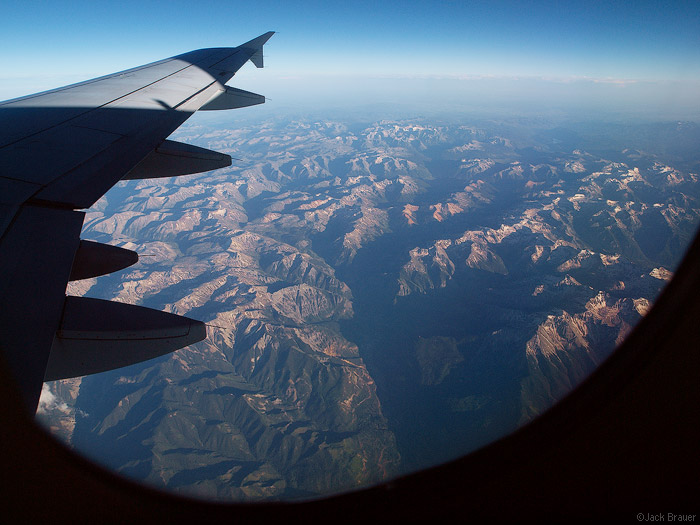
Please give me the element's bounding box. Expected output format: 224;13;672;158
37;115;700;500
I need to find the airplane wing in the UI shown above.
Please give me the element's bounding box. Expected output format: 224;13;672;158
0;32;274;412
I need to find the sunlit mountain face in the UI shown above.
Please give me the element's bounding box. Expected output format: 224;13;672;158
36;102;700;500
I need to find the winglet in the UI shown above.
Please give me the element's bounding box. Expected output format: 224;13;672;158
240;31;275;68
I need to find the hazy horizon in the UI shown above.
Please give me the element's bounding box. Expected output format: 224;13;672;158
2;1;699;120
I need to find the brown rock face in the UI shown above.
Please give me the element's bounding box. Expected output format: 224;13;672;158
520;292;640;422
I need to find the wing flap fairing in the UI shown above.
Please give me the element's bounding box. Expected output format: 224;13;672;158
200;86;265;111
44;297;206;381
124;139;232;179
69;240;138;281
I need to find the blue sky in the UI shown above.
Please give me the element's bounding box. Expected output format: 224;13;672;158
1;0;699;116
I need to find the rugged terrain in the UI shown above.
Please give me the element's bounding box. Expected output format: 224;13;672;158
38;115;700;499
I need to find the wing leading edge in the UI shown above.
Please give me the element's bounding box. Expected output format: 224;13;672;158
0;32;274;411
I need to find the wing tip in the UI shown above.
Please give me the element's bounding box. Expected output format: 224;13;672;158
241;31;275;50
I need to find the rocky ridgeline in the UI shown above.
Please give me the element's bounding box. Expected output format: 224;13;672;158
390;126;696;428
520;292;645;422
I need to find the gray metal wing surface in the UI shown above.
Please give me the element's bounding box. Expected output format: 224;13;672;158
0;32;274;411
